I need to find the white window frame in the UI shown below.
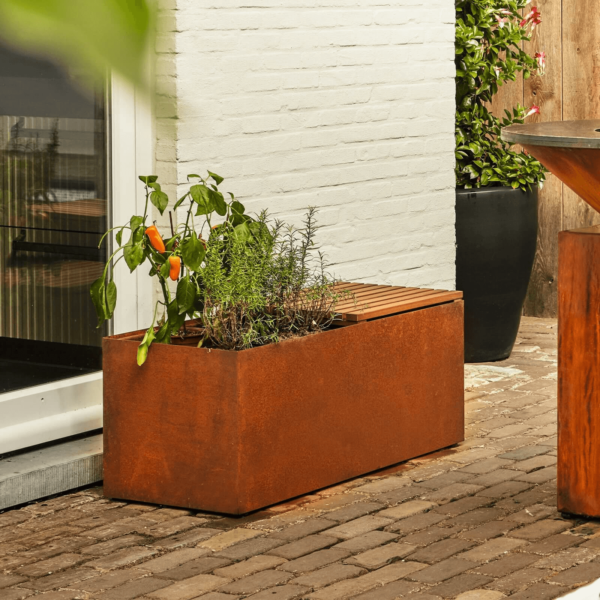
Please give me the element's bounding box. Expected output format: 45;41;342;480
0;73;154;455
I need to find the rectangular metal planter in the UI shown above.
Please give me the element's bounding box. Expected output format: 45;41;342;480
103;299;464;515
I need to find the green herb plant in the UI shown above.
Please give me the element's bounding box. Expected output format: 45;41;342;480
91;172;342;365
455;0;546;190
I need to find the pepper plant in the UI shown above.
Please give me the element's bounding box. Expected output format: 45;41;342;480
455;0;546;190
92;171;341;365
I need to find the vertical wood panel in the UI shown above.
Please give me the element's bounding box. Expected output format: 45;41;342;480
562;0;600;231
523;0;563;317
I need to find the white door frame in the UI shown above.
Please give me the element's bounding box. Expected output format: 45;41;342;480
0;74;154;455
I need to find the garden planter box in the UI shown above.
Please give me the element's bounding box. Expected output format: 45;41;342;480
103;285;464;514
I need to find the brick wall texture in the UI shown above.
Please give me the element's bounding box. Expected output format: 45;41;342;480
154;0;456;289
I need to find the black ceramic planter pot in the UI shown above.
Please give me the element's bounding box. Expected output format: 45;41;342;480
456;186;538;363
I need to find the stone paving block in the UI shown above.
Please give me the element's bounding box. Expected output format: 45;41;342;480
69;508;142;530
509;455;556;473
195;594;240;600
353;477;410;494
20;591;79;600
372;486;422;506
150;527;221;550
1;588;33;600
506;583;568;599
142;517;208;538
80;534;145;556
347;579;419;599
408;558;478;584
218;569;293;595
432;496;493;516
525;534;581;555
75;569;148;593
514;466;557;484
267;535;338;560
325;516;394;540
135;547;208;574
215;537;286;561
487;423;532;438
468;470;520;488
0;553;37;572
21;536;93;561
476;481;532;499
153;556;232;581
215;555;286;579
82;517;158;541
306;561;426;599
472;552;539;577
16;553;84;577
294;563;366;589
487;567;550;595
385;512;446;534
458;520;519;541
459;458;515;475
278;548;350;573
245;584;308;599
505;504;557;524
333;531;398;553
550;560;600;585
496;489;554;513
307;494;362;512
409;538;475;564
455;592;506;600
8;526;82;549
428;573;494;598
0;574;28;589
378;500;438;521
422;483;484;505
509;519;571;541
323;503;385;524
94;576;173;600
84;546;159;570
0;541;26;558
198;528;262;552
147;574;231;599
443;447;498;465
443;508;505;529
402;526;463;547
534;547;599;571
270;519;336;541
19;567;98;592
345;542;417;569
458;537;527;562
0;512;30;528
413;472;473;490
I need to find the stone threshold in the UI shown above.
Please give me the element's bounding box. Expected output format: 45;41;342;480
0;434;102;511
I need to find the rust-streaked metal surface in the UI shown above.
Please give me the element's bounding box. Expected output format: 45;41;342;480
501;121;600;214
333;282;462;322
103;299;464;515
558;227;600;517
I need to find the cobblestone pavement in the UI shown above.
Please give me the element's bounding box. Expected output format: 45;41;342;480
3;317;600;600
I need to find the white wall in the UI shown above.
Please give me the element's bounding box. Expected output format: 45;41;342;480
155;0;456;289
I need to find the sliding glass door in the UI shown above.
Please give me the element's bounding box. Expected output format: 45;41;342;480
0;44;109;394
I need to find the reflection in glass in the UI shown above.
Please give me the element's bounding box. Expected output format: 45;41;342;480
0;44;108;393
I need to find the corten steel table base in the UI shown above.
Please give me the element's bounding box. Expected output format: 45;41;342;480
503;121;600;517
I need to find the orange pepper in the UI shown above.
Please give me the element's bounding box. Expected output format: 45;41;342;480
145;225;165;253
169;256;181;281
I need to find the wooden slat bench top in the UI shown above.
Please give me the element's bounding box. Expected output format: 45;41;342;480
333;282;463;322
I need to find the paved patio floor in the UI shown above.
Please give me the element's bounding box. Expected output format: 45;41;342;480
2;317;600;600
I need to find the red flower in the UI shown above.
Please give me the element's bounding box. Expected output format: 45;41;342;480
525;105;541;118
535;51;546;75
520;6;542;30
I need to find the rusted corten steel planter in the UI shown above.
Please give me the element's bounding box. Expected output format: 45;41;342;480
103;284;464;515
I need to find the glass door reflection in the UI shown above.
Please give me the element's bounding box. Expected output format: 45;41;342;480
0;44;108;393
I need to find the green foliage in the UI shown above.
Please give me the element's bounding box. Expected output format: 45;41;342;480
455;0;546;190
0;0;153;87
92;172;342;364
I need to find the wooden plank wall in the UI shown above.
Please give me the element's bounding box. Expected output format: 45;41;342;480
490;0;600;317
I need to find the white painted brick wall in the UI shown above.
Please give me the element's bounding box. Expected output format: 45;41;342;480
155;0;456;289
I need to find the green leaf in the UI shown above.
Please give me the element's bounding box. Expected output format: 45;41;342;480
139;175;158;184
124;243;145;272
150;190;169;215
176;276;196;315
0;0;154;88
187;174;202;180
155;320;171;344
130;215;144;232
173;192;189;210
116;228;123;246
180;232;205;271
159;260;171;279
168;299;186;334
208;171;224;185
209;189;227;217
231;200;245;215
232;221;251;243
106;280;117;317
190;185;214;215
90;277;107;328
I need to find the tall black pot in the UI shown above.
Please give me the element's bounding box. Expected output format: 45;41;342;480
456;186;538;363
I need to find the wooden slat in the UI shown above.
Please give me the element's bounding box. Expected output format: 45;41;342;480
334;286;420;306
334;288;435;312
345;291;463;322
337;290;450;319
